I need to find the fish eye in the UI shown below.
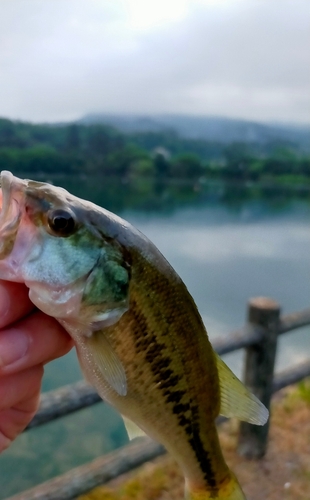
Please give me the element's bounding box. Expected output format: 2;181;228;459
47;209;76;236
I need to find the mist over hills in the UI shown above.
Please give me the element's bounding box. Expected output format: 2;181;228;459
80;114;310;152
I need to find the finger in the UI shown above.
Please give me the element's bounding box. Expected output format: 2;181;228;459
0;281;34;329
0;365;43;411
0;366;43;452
0;394;40;452
0;311;74;374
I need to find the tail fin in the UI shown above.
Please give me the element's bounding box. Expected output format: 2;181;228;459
186;472;246;500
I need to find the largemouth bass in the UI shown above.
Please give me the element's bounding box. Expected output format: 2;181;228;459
0;171;268;500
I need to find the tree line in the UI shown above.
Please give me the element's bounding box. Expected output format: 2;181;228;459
0;117;309;183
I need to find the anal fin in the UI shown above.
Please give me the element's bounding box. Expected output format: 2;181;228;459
122;416;146;440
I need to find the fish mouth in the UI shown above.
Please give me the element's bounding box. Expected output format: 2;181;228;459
0;171;23;259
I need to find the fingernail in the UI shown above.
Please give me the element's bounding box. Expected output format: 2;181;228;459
0;329;30;367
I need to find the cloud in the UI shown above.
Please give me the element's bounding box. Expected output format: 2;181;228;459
0;0;309;123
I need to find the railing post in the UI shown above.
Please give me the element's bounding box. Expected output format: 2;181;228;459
237;297;280;458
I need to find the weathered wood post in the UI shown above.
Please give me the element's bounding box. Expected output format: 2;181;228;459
237;297;280;458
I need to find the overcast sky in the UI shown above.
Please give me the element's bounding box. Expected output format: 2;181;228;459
0;0;309;124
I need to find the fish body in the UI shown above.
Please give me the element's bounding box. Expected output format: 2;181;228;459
0;172;268;499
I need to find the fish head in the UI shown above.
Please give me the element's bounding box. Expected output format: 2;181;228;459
0;171;130;330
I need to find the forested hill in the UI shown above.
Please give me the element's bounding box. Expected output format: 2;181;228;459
81;113;310;153
0;116;309;183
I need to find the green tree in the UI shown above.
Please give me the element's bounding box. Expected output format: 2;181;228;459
106;144;147;177
17;145;71;173
223;143;254;179
65;124;80;152
129;158;155;178
153;152;170;178
169;153;203;179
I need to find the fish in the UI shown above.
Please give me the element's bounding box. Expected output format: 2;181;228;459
0;171;268;500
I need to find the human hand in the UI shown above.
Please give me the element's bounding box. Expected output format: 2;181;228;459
0;281;73;452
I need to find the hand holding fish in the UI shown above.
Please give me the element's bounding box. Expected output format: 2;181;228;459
0;281;73;452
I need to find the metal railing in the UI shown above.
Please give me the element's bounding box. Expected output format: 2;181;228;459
6;297;310;500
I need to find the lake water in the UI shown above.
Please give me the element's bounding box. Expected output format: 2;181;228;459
0;178;309;498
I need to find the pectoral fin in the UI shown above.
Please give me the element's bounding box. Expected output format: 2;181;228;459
87;330;127;396
122;416;146;440
215;353;268;425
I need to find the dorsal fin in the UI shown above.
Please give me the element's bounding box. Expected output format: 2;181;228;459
215;353;268;425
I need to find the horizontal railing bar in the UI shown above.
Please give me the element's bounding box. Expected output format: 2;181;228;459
214;307;310;355
195;308;310;356
24;307;310;431
272;359;310;393
278;308;310;334
26;381;101;430
12;359;310;500
212;324;263;355
5;438;165;500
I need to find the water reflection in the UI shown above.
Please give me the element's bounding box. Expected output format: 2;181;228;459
33;174;310;216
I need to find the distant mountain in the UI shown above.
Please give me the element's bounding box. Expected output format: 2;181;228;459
80;114;310;151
